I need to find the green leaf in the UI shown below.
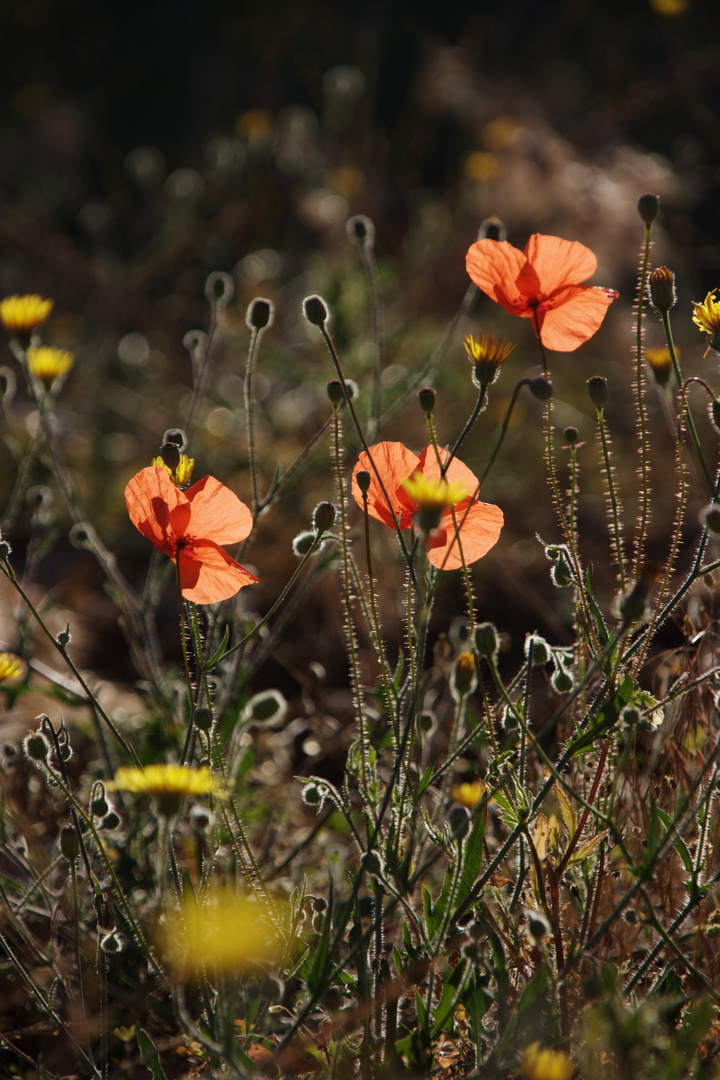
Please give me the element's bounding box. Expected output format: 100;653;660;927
306;882;333;994
203;623;231;670
655;808;693;875
137;1028;168;1080
566;675;634;757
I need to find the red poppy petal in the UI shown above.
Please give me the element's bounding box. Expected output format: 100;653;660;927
352;442;419;527
184;475;253;544
466;240;529;314
522;234;598;295
426;501;504;570
417;445;480;493
178;541;258;604
538;286;617;351
125;466;186;556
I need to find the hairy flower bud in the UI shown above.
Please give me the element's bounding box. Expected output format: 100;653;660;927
479;215;506;243
193;706;213;732
637;193;660;226
449;805;471;841
701;503;720;534
563;426;579;446
710;400;720;434
303;294;328;327
418;386;436;414
355;470;371;497
649;266;676;313
327;380;344;407
160;441;181;472
525;634;550;666
587;376;608;409
347;215;375;248
24;731;49;762
474;622;499;660
246;297;274;330
451;651;477;701
528;376;553;401
313;501;336;534
60;825;81;861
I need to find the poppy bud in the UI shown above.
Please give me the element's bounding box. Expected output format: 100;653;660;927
551;552;573;588
479;215;506;243
525;634;550;666
552;663;574;694
474;621;499;660
100;930;123;954
637;193;660;226
60;825;80;862
163;428;186;449
24;731;49;762
57;624;71;648
244;689;287;723
313;501;336;534
246;297;274;330
347;214;375;248
361;850;384;877
710;400;720;434
292;530;317;557
205;271;234;306
102;811;120;830
418;386;436;414
193;706;213;732
528;376;553;401
526;910;550;943
260;976;285;1003
302;783;322;806
304;294;328;327
621;706;641;727
190;803;214;832
160;441;181;472
355;470;371;497
701;503;720;533
0;538;12;561
449;805;470;841
90;784;109;817
327;380;344;407
587;376;608;409
417;711;435;734
649;266;676;313
564;426;579;446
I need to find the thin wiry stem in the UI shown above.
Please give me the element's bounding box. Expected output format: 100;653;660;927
632;223;653;576
595;405;627;593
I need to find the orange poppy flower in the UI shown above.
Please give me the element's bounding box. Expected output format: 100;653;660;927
351;442;503;570
465;233;618;351
125;466;257;604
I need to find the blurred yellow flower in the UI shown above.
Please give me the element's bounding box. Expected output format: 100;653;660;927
650;0;688;14
644;347;673;386
463;151;500;183
27;346;74;383
152;453;195;487
520;1042;573;1080
451;780;485;808
159;888;285;976
402;473;470;511
0;295;53;340
108;764;222;816
465;332;515;385
0;651;24;685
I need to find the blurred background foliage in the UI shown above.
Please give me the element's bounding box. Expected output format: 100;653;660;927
2;0;720;684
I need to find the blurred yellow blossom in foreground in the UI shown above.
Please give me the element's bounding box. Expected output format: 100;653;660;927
159;889;286;976
0;651;25;684
108;764;223;816
0;294;53;339
27;346;74;383
520;1042;573;1080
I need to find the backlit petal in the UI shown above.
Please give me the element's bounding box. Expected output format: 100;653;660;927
125;466;187;556
426;500;504;570
185;475;253;545
417;445;479;493
537;286;617;351
522;234;598;295
465;240;529;314
178;540;258;604
352;442;420;527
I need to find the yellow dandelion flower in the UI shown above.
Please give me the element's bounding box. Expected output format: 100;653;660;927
520;1042;573;1080
692;290;720;351
151;453;195;487
0;651;25;685
464;332;515;386
451;779;486;809
0;294;53;341
27;346;74;384
644;346;673;387
159;888;286;976
108;764;222;816
402;472;470;510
